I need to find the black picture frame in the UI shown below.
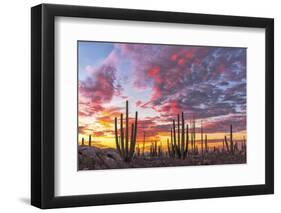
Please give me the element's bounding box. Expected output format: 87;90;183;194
31;3;274;209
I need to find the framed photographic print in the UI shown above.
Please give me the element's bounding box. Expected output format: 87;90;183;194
31;4;274;209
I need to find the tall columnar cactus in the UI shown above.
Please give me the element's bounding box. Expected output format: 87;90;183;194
125;101;129;157
224;135;230;153
81;137;84;146
158;142;162;157
129;113;138;160
149;140;164;157
242;136;247;153
204;134;208;153
169;112;188;159
150;141;159;157
230;124;234;154
120;113;124;155
177;114;180;152
136;143;140;157
142;131;146;156
172;120;177;155
167;138;172;157
181;112;185;159
88;135;92;147
171;118;178;158
190;118;196;153
193;118;196;153
129;123;135;159
243;136;247;157
114;117;121;154
185;124;189;156
154;143;157;157
201;121;203;154
234;142;238;152
170;128;176;158
114;100;138;162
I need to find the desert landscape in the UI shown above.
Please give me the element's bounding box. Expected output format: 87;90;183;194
78;42;247;170
78;101;246;170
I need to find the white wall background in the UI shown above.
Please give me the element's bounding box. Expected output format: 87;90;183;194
0;0;279;212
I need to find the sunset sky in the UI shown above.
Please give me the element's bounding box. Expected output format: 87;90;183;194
78;41;246;149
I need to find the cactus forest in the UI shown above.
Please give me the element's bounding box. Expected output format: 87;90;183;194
78;41;247;170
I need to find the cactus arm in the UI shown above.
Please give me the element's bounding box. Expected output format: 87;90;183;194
181;112;185;159
177;114;180;156
133;111;138;149
114;117;121;154
173;120;176;152
185;124;189;156
224;136;229;152
120;113;125;157
129;123;135;161
125;100;129;159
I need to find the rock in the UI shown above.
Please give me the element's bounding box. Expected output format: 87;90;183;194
78;146;127;170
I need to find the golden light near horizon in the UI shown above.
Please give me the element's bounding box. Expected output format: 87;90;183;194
78;130;246;151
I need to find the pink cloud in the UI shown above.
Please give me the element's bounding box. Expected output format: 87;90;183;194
136;100;142;107
78;50;119;117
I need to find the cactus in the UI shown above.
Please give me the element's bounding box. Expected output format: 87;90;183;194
224;136;230;152
81;137;84;146
234;142;238;152
172;120;178;156
114;118;121;154
170;129;174;157
129;123;135;159
181;112;185;159
142;131;146;156
204;134;208;153
114;100;138;162
88;135;92;147
230;124;234;154
193;118;196;153
125;101;129;157
167;138;172;157
189;118;196;153
177;114;180;153
190;120;193;153
201;120;203;154
149;141;164;158
185;124;189;157
154;142;157;157
149;140;159;157
242;136;247;154
137;143;140;157
170;128;176;158
171;121;177;156
129;111;138;160
120;113;124;155
169;112;188;159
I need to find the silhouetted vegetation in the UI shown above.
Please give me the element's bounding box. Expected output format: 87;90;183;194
79;101;246;170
